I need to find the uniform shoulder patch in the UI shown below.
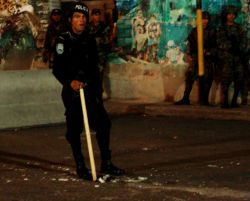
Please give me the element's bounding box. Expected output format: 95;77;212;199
56;43;64;55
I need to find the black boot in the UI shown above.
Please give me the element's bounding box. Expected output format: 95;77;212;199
75;156;92;180
174;97;190;105
200;85;210;106
231;88;240;108
221;88;229;108
70;142;92;180
231;101;240;108
101;160;125;176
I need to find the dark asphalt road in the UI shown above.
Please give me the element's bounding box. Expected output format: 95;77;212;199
0;111;250;201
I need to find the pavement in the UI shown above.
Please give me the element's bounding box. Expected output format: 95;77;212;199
0;100;250;201
104;100;250;121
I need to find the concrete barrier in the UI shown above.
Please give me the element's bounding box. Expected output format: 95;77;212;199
1;63;245;129
107;61;166;102
1;64;181;129
0;70;65;129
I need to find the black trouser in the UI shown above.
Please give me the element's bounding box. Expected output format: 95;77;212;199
183;60;214;103
62;88;111;163
219;53;244;105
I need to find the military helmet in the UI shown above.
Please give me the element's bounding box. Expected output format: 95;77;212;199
68;2;89;20
221;5;238;22
224;5;238;15
51;8;62;16
202;11;210;20
91;8;101;15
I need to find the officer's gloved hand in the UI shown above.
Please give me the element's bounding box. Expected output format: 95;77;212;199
70;80;86;91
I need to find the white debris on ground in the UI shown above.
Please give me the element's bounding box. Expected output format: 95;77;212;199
121;176;148;183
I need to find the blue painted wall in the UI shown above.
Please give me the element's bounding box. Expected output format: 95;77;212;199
115;0;250;65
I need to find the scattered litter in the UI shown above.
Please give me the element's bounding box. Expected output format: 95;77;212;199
98;174;111;183
6;180;12;183
58;178;69;182
111;178;119;183
230;161;241;166
123;176;148;183
57;166;70;171
94;184;100;188
152;182;162;186
98;177;105;183
23;178;28;181
138;176;148;181
142;147;149;151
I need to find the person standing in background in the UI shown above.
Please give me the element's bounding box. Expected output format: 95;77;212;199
216;5;248;108
89;8;111;99
175;11;217;105
43;9;65;68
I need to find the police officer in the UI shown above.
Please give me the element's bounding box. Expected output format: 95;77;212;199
175;11;217;105
216;5;248;108
52;2;124;180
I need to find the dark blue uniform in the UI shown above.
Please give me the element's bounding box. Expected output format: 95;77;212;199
52;29;113;176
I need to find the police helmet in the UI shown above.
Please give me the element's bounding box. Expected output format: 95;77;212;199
68;2;89;20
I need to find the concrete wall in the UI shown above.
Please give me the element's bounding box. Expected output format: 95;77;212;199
1;64;189;129
106;61;207;103
0;70;65;129
0;64;238;129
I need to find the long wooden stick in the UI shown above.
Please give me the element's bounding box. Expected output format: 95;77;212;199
79;88;97;181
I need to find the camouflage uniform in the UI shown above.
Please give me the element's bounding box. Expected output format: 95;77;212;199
88;19;110;79
241;48;250;105
216;6;248;108
175;12;217;105
43;9;66;68
88;12;111;99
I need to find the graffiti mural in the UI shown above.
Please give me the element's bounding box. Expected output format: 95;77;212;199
0;0;50;70
116;0;250;65
0;0;249;70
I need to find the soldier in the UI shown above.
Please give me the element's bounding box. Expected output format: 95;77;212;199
175;11;217;105
88;8;111;99
216;5;248;108
52;2;124;180
43;9;65;68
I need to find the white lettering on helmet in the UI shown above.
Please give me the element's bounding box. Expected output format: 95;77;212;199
75;4;88;12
